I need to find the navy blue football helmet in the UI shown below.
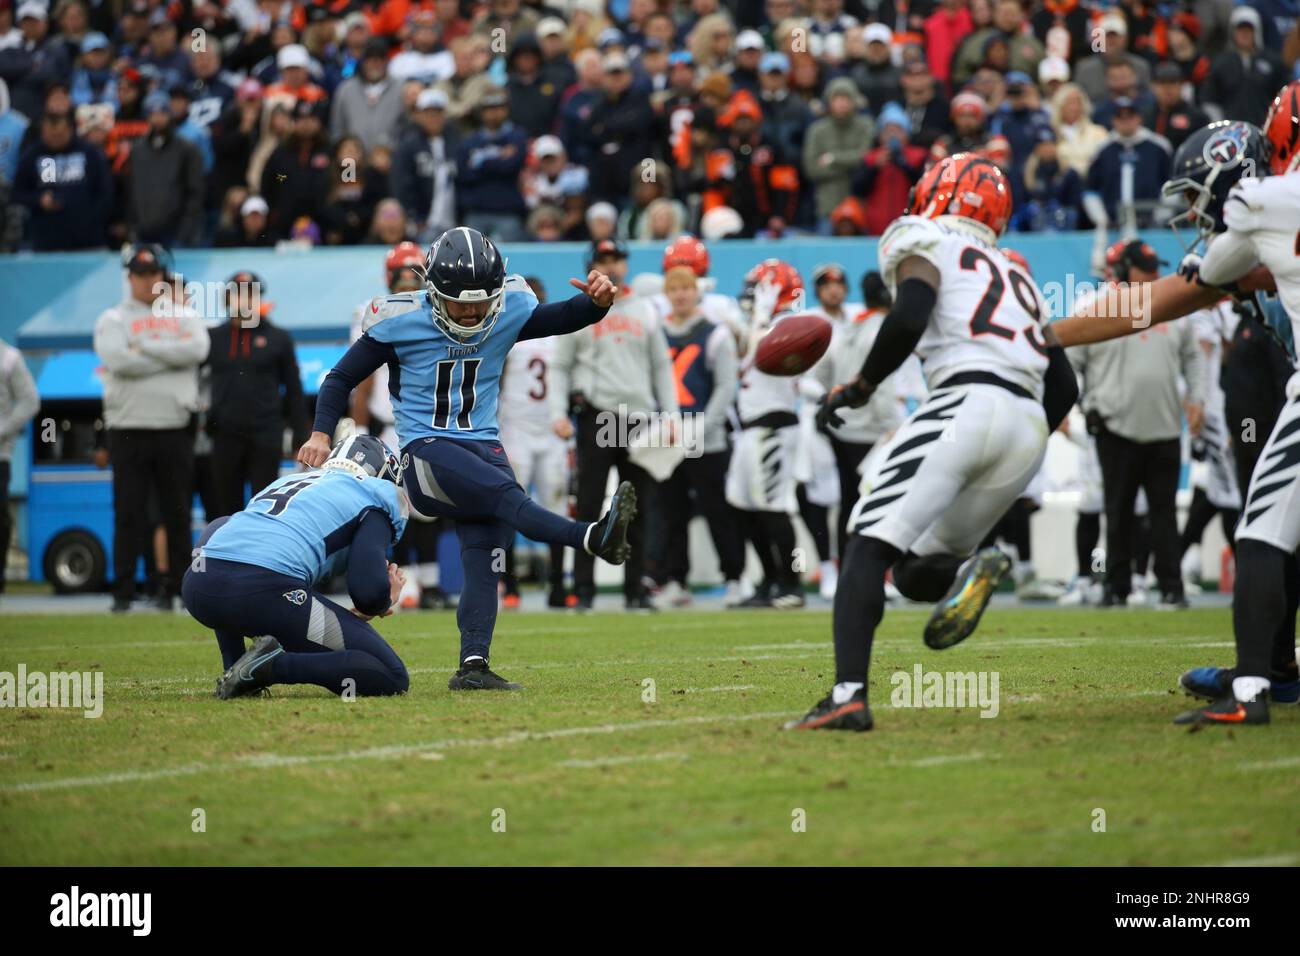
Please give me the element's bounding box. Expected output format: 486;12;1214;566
1162;120;1267;252
423;227;508;343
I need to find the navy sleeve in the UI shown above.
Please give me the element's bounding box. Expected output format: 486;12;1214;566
517;292;610;341
346;509;395;617
313;334;395;436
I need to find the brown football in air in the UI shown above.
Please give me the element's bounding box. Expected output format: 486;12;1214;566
754;313;833;376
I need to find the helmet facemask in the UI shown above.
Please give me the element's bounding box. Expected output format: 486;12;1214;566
429;281;506;343
1162;173;1220;255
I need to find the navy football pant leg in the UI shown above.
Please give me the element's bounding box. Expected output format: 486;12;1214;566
493;484;587;549
455;519;513;662
184;560;408;695
268;592;409;696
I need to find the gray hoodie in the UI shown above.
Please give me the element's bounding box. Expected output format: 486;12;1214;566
0;338;38;461
93;293;210;430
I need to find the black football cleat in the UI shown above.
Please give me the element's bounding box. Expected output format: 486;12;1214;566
420;586;457;610
448;658;522;691
784;689;873;731
214;636;283;700
588;481;637;565
923;547;1011;650
1173;693;1270;729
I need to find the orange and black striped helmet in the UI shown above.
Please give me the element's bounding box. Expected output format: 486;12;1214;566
1265;79;1300;176
909;153;1013;237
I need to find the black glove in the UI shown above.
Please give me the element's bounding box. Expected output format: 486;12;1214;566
816;377;875;431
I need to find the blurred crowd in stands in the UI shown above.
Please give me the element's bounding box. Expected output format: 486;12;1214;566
0;0;1293;251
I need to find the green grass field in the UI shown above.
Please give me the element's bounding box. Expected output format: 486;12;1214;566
1;606;1298;866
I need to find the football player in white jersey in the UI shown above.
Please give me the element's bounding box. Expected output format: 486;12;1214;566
498;278;571;610
725;259;807;609
1165;98;1300;726
788;154;1080;730
348;243;454;611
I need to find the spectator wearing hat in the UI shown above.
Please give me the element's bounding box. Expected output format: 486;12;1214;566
204;271;307;518
585;200;619;242
69;31;116;108
536;16;577;91
1165;14;1211;87
1049;82;1108;177
551;237;678;611
634;36;672;97
93;244;209;612
0;2;72;121
922;0;974;88
472;0;541;43
126;89;204;246
1030;0;1093;65
849;23;901;111
455;86;528;241
434;35;495;131
320;11;373;93
1019;126;1082;230
758;51;810;165
507;33;563;139
1072;12;1151;106
139;8;192;91
851;101;925;235
260;97;331;240
931;90;990;160
263;43;328;112
13;107;109;249
391;86;459;244
729;29;766;96
332;37;405;153
1145;61;1209;154
898;59;949;150
111;0;151;62
1037;55;1070;99
214;194;274;247
584;51;654;207
388;11;452;85
829;195;867;235
708;90;800;237
990;70;1052;180
803;76;875;229
1071;242;1204;608
1084;99;1171;229
1204;6;1286;127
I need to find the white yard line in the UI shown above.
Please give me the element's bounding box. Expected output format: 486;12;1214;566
0;710;793;794
1239;756;1300;771
895;753;992;768
558;751;689;769
679;685;756;693
1206;853;1300;867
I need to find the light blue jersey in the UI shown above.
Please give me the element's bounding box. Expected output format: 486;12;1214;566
201;470;409;584
361;276;539;447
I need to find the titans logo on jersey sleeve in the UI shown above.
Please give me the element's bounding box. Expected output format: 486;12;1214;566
361;280;539;447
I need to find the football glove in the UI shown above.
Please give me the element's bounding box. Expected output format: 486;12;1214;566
816;377;875;431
